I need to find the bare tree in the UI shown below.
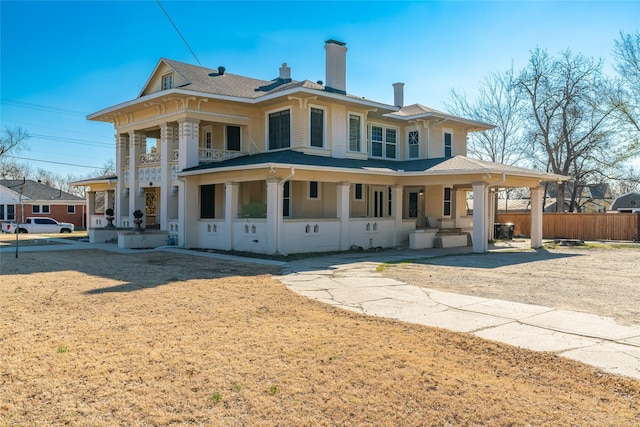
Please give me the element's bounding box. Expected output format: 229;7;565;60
613;31;640;134
448;66;527;166
0;126;29;157
517;48;627;211
0;159;32;180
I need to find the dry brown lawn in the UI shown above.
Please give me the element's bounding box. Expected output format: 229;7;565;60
1;243;639;426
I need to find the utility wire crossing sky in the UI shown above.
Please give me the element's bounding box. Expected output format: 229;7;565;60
1;1;639;178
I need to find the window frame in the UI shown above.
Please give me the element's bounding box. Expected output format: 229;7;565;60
408;130;420;159
31;204;51;214
443;186;452;217
282;181;291;218
162;73;173;90
348;112;364;153
200;184;216;219
369;122;398;159
353;183;364;201
308;181;320;200
443;129;453;158
267;108;292;151
67;205;75;214
226;125;241;151
309;105;326;149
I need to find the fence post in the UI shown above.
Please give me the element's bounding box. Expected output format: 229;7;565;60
636;212;640;242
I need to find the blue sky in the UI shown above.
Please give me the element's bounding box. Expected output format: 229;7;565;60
1;0;639;178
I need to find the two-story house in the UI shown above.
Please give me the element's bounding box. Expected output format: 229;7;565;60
84;40;564;254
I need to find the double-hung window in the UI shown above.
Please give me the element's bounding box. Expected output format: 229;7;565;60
443;187;452;217
162;73;173;90
310;107;324;148
370;125;397;159
348;114;362;152
268;109;291;150
408;130;419;158
444;131;453;158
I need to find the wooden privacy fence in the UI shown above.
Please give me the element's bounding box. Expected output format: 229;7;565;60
497;212;640;241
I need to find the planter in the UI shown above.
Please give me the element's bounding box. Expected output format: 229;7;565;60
133;219;143;232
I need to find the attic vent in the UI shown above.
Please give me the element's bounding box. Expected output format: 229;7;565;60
218;66;225;75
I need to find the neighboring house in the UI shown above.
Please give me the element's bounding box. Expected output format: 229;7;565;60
80;40;565;254
610;191;640;213
0;179;87;229
467;197;558;214
543;182;613;213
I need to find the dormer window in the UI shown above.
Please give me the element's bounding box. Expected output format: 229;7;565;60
162;73;173;90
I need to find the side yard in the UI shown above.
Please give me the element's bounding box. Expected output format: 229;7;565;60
1;248;639;425
381;243;640;326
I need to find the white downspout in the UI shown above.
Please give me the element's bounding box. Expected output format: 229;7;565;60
277;167;295;256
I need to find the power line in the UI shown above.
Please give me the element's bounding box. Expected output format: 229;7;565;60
156;0;202;66
1;118;112;140
31;133;112;148
1;99;87;117
3;155;107;170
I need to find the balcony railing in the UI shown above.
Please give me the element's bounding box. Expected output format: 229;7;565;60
124;149;243;166
199;149;245;162
140;152;161;164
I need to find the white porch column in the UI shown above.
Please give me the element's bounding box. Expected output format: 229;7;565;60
160;123;178;230
224;182;239;251
115;133;128;225
392;185;403;246
488;190;496;240
129;131;146;227
178;177;198;248
453;188;466;226
178;119;200;170
87;192;96;227
530;186;544;248
336;182;350;250
472;181;488;253
265;179;279;255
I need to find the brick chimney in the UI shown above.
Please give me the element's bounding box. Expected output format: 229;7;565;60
325;40;347;94
393;82;404;107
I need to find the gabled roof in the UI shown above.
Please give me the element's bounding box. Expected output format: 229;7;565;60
0;179;84;202
384;103;494;130
139;58;317;100
92;57;490;131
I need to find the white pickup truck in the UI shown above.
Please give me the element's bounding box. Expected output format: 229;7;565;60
4;217;75;234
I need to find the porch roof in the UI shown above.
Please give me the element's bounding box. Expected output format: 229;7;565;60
180;150;567;182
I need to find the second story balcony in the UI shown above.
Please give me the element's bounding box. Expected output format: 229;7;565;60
199;148;246;163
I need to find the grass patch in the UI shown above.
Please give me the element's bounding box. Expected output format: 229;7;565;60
545;241;640;250
2;249;639;425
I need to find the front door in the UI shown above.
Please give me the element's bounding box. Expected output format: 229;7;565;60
145;188;158;227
